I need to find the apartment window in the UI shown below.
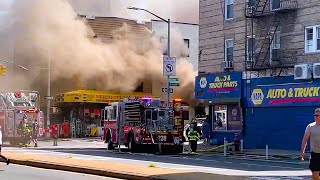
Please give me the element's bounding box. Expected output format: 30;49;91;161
271;0;281;10
225;39;234;61
225;0;233;20
246;0;255;7
247;37;255;61
183;39;190;57
270;31;281;60
305;26;320;53
160;36;168;55
271;31;281;49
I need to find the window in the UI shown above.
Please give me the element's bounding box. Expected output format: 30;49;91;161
184;39;190;48
212;104;242;131
305;26;320;53
247;37;255;62
160;36;168;55
225;0;234;20
183;39;190;57
225;39;234;61
271;0;281;10
213;105;227;130
246;0;255;7
271;31;281;49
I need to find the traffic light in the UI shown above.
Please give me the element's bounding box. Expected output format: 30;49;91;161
0;64;7;76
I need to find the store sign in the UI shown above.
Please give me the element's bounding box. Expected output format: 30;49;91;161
57;91;151;104
195;72;242;99
249;82;320;107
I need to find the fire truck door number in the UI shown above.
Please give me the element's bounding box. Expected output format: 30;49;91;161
158;135;167;142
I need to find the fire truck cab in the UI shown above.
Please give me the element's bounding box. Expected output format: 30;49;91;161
102;97;184;154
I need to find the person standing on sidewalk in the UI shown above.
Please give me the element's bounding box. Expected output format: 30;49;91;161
0;126;10;165
31;119;39;147
301;108;320;180
202;118;210;145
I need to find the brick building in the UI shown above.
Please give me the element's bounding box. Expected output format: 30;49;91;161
196;0;320;150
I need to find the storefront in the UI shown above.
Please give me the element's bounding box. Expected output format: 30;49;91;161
195;72;243;144
243;75;320;150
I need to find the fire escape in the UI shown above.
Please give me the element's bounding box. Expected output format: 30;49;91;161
245;0;298;76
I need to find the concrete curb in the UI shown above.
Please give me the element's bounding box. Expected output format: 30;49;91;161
9;159;166;180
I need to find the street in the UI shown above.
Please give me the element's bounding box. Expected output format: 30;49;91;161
0;164;122;180
1;139;313;179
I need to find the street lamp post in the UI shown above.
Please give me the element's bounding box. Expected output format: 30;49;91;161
128;6;171;109
47;50;51;127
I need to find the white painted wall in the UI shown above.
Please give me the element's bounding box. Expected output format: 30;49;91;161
151;20;199;72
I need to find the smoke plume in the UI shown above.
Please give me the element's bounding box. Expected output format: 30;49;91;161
0;0;196;102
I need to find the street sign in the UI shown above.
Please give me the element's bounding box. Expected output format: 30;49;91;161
162;87;173;93
163;56;176;76
169;77;180;86
44;96;54;100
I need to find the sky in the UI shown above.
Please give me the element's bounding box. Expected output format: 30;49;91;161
0;0;199;24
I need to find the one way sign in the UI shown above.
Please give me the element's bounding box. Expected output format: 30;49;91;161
162;87;173;93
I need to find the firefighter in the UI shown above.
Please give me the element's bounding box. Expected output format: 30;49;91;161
18;118;32;147
188;124;200;154
31;119;39;147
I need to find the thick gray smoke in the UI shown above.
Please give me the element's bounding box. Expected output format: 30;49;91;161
0;0;197;102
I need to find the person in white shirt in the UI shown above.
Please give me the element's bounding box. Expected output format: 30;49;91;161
0;126;10;165
301;108;320;180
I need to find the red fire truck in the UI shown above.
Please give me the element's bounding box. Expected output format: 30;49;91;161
0;91;44;145
102;97;187;154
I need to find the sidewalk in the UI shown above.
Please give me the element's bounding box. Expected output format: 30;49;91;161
2;151;246;180
195;143;303;159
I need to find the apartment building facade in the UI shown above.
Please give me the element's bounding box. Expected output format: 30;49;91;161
196;0;320;150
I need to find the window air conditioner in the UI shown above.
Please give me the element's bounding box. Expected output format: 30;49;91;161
294;64;312;80
221;61;233;69
313;63;320;79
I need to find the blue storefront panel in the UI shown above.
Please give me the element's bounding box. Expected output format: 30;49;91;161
244;106;314;150
243;75;320;150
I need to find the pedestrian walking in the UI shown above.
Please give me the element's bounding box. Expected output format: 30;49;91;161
202;118;210;145
301;108;320;180
0;126;10;165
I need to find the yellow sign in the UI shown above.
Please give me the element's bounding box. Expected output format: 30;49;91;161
0;65;7;76
251;89;264;105
56;90;152;104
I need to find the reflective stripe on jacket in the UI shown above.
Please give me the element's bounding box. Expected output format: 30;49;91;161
188;131;200;141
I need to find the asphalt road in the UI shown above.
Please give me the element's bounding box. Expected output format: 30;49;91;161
2;139;313;178
0;164;122;180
